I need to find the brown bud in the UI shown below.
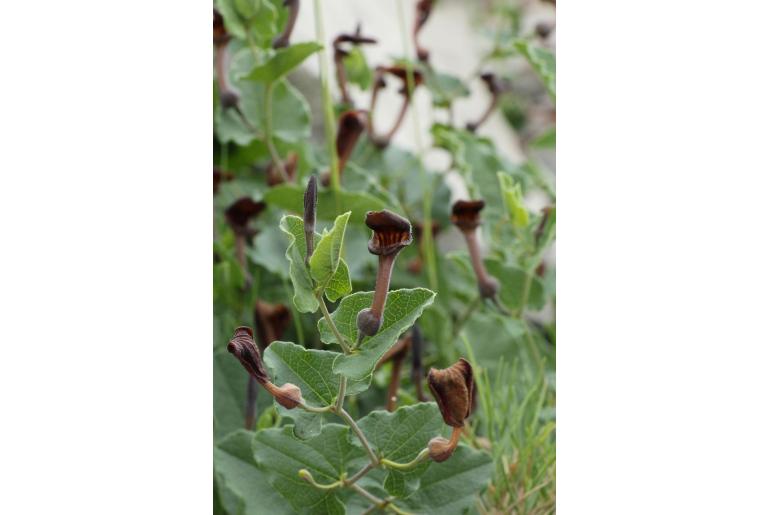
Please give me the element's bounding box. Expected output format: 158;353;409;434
303;175;317;262
225;198;266;238
356;308;382;337
535;21;554;39
365;210;413;256
336;110;367;171
428;358;474;427
227;327;270;384
451;200;485;232
478;275;500;298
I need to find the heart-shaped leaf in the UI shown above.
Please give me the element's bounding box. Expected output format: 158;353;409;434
265;184;387;223
318;288;436;381
310;211;351;297
247;42;323;83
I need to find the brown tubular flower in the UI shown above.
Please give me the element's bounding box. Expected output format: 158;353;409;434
254;301;291;352
333;25;378;106
356;210;413;337
266;152;298;186
226;198;266;290
426;358;474;462
465;72;506;133
213;167;233;196
272;0;300;49
413;0;434;62
228;327;303;410
451;199;499;299
321;110;368;186
213;10;239;109
368;65;424;148
303;175;317;264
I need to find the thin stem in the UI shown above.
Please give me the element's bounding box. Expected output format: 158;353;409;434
298;469;342;490
345;462;374;485
282;276;305;346
381;448;429;471
264;81;289;183
350;485;411;514
338;408;379;465
385;351;404;411
318;294;351;353
300;402;334;414
452;295;481;339
464;230;491;286
335;376;347;412
395;0;437;292
312;0;341;208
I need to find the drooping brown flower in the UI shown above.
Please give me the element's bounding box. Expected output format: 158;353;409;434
213;9;229;47
413;0;434;62
368;65;424;148
451;199;499;298
356;210;413;337
333;25;378;106
466;72;508;133
227;326;303;410
225;198;266;238
213;167;233;196
321;110;368;186
428;358;474;427
272;0;300;49
227;327;270;384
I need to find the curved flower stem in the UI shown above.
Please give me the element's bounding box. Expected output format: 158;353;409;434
345;462;375;485
312;0;341;209
395;0;438;292
381;448;429;470
300;402;334;414
350;484;412;515
264;82;289;182
335;376;347;412
338;407;379;465
451;295;480;340
298;469;343;490
318;293;351;353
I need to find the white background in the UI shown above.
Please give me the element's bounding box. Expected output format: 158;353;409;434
1;0;769;513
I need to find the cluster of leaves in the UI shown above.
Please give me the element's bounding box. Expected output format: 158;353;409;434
213;0;555;513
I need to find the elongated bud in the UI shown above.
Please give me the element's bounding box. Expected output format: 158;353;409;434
428;358;474;427
273;0;299;49
321;110;368;186
303;175;317;263
227;327;270;384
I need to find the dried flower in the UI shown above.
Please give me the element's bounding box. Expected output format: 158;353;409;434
303;175;317;263
428;358;474;427
451;199;499;298
227;327;303;410
356;210;413;337
466;72;507;133
413;0;434;62
321;110;368;186
227;327;270;384
272;0;300;49
333;25;377;106
368;66;424;148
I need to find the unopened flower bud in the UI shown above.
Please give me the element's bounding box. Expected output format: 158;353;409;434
266;382;303;409
428;358;474;427
356;308;382;337
303;175;317;262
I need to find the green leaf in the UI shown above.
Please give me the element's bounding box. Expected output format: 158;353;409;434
265;184;387;222
247;42;323;83
278;215;319;313
309;211;351;296
497;172;529;228
263;341;369;438
253;425;364;515
532;127;556;148
318;288;437;381
485;259;546;311
342;46;372;90
248;225;290;278
357;403;444;498
514;40;555;99
325;258;352;302
402;445;493;515
214;430;292;515
422;68;470;108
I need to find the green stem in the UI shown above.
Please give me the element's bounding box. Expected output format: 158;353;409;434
312;0;341;211
381;448;429;471
338;408;379;466
300;402;334;414
264;81;289;182
345;462;375;485
298;469;342;490
349;484;412;515
395;0;437;292
282;276;304;347
452;295;480;340
335;376;347;412
318;294;351;353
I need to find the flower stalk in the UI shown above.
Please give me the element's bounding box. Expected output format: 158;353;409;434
333;25;377;106
272;0;300;49
451;199;500;299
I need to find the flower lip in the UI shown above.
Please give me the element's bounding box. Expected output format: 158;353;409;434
227;326;269;384
451;199;485;231
365;210;413;255
427;358;474;427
